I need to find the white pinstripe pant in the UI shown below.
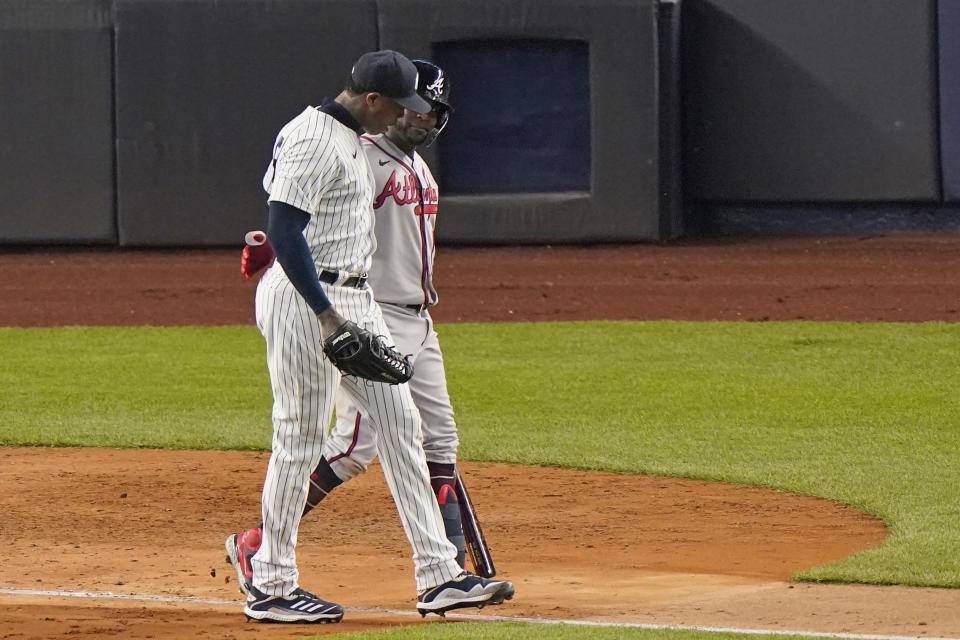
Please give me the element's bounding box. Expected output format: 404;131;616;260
251;265;461;596
325;303;458;482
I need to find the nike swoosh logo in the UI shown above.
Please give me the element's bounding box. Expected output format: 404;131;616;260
353;151;357;159
379;159;390;166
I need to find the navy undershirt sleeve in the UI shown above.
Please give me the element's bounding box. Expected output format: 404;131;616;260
267;201;332;315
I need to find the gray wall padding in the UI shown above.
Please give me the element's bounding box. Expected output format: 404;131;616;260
377;0;662;243
682;0;940;202
939;0;960;202
658;0;684;238
114;0;378;246
0;0;115;244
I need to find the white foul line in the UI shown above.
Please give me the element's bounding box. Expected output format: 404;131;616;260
0;587;238;606
0;587;956;640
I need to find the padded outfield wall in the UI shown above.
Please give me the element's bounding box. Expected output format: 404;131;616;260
938;0;960;203
113;0;379;246
0;0;665;245
682;0;939;203
0;0;115;244
376;0;664;244
1;0;958;245
680;0;952;234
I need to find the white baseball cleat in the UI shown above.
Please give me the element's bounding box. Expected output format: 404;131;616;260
416;571;515;617
243;585;344;623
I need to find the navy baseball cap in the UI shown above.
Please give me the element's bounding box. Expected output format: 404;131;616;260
350;50;432;114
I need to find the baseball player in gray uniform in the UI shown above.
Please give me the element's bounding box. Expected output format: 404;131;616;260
320;60;471;569
226;51;513;624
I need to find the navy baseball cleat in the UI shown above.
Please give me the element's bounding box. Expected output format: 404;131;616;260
243;585;344;623
416;571;515;617
224;529;260;595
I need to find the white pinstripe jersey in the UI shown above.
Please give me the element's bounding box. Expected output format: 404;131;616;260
263;107;376;275
360;133;439;308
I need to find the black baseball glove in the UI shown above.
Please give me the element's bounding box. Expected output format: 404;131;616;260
322;320;414;384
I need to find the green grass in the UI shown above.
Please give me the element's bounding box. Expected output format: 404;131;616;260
442;322;960;588
0;326;274;449
1;322;959;591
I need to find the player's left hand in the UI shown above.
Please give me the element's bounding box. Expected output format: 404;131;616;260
322;320;414;385
241;230;275;279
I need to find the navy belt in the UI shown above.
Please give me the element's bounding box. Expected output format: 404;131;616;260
318;269;367;288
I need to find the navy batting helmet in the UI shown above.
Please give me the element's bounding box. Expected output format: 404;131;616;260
412;60;452;146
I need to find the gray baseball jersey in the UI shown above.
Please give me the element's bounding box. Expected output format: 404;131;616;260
254;107;461;596
363;133;439;306
323;133;458;482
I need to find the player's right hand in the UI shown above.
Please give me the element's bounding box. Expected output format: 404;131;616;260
241;230;275;279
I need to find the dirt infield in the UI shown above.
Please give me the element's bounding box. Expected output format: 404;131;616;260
2;234;960;639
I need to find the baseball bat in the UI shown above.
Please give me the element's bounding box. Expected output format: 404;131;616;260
454;468;496;578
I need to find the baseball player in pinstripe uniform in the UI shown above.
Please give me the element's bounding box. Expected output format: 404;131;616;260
230;59;476;579
226;51;513;624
